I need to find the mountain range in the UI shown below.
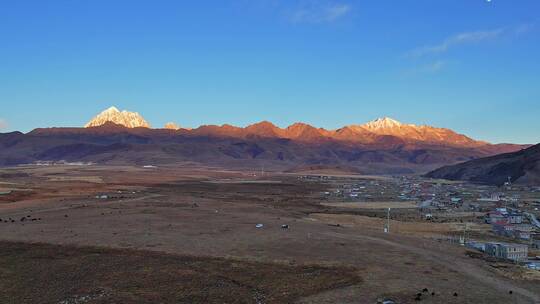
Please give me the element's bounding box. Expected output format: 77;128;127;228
0;107;530;174
83;108;504;148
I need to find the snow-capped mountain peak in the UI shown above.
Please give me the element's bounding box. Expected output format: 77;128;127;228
85;106;151;128
362;117;407;130
103;106;120;113
164;122;181;130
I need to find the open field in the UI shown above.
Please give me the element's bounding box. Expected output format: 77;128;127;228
0;165;539;303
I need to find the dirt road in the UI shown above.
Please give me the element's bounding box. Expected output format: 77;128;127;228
325;231;540;304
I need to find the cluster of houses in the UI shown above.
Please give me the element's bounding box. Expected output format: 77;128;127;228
456;188;540;265
325;180;379;200
486;207;537;241
322;177;540;267
400;180;470;212
476;204;540;265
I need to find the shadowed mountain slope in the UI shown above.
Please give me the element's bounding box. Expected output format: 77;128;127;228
426;144;540;185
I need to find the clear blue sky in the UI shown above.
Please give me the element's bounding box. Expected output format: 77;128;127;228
0;0;538;144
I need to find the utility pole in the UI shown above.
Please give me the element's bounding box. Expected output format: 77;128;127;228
385;208;391;233
464;222;469;244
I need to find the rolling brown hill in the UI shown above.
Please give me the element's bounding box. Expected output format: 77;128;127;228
426;143;540;185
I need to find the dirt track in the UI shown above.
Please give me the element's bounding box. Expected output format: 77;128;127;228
325;231;539;303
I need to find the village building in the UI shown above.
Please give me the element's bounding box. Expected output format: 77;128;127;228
484;242;528;262
492;222;515;237
532;235;540;249
486;211;507;224
508;212;524;224
513;229;532;241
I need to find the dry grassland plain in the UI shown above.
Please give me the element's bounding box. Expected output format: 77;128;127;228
0;165;539;304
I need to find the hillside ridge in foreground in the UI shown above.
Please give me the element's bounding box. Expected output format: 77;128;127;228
426;143;540;185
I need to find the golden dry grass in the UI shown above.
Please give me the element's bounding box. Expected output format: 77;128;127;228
310;213;485;237
321;201;418;209
46;176;104;183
